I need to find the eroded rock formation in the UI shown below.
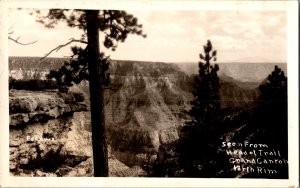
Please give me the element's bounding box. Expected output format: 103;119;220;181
9;57;263;177
9;90;93;176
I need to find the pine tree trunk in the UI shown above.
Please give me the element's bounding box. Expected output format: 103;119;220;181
85;10;109;177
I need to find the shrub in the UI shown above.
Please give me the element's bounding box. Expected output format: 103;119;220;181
9;79;58;91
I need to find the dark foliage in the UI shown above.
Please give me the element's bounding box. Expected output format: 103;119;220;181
46;46;110;93
174;40;223;177
256;66;288;155
9;77;58;91
237;66;288;179
259;66;287;104
188;40;220;127
34;9;146;51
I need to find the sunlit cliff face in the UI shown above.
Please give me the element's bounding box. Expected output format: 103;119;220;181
9;57;280;177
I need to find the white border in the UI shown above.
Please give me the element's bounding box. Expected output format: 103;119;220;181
0;0;298;187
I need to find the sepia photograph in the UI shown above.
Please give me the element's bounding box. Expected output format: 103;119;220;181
0;0;299;187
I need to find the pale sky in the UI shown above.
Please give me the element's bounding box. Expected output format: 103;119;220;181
8;9;287;63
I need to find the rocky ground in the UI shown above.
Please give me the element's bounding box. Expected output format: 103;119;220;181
9;89;148;177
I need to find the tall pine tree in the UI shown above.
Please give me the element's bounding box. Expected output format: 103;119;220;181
257;66;288;153
188;40;220;128
33;9;146;177
178;40;221;177
246;65;288;179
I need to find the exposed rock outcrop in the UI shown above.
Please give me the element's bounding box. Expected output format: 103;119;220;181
104;61;191;168
9;90;87;127
9;89;92;176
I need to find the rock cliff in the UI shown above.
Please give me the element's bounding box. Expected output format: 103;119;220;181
9;57;263;176
9;58;192;176
9;89;147;177
104;61;192;168
9;90;93;176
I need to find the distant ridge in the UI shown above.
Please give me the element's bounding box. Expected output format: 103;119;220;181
176;62;287;83
9;56;287;83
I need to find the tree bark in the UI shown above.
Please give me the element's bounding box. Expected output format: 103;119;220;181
85;10;109;177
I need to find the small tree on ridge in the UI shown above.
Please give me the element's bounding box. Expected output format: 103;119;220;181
178;40;221;177
188;40;220;128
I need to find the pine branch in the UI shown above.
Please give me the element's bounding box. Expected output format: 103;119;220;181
8;36;37;45
40;38;88;60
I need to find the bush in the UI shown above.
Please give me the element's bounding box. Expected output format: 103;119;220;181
9;79;58;91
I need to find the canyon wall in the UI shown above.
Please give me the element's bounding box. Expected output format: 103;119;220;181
9;57;262;176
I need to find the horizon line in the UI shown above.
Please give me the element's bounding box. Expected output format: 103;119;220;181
8;56;287;64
